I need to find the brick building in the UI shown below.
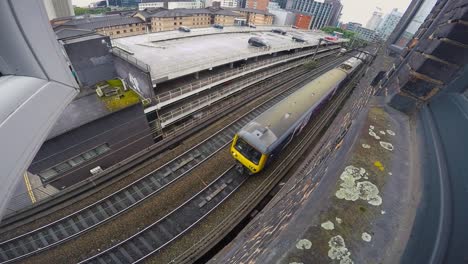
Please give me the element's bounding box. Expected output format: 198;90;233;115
294;13;313;29
245;0;270;11
134;7;239;32
229;7;274;25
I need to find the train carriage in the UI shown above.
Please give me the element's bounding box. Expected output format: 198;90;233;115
231;54;367;174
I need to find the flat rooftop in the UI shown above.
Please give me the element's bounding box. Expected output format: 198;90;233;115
112;27;346;83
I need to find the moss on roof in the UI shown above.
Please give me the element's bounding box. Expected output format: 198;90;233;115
98;79;142;112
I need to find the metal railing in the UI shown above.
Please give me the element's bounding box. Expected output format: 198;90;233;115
153;42;315;80
143;25;298;43
153;46;339;105
112;48;151;72
159;53;330;127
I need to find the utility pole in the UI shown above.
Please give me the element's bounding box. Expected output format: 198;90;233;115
312;38;322;61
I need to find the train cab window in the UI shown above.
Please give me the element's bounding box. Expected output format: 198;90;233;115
235;137;262;165
339;64;352;70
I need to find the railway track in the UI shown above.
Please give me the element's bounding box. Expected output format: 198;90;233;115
0;55;350;264
79;166;247;264
74;55;355;264
171;55;370;264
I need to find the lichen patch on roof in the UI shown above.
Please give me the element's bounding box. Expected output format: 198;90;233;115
379;141;394;151
296;239;312;250
362;143;371;149
361;232;372;242
335;165;383;206
328;235;354;264
321;220;335;230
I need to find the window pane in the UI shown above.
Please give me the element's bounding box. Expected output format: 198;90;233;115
55;162;71;173
95;144;110;155
39;168;58;180
69;156;85;167
394;0;437;47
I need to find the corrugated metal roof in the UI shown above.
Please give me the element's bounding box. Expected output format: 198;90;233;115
55;28;95;40
137;7;239;18
59;15;144;31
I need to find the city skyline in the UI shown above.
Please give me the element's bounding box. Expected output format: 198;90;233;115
340;0;410;25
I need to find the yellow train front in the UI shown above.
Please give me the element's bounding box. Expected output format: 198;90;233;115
231;54;367;174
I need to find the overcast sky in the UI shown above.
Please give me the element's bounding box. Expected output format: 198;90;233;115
73;0;412;25
340;0;411;25
72;0;97;7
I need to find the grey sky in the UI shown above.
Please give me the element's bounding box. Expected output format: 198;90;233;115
72;0;412;26
72;0;97;7
340;0;411;25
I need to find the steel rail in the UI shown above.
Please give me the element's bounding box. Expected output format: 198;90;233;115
79;166;247;264
77;56;353;264
0;56;349;264
170;53;368;264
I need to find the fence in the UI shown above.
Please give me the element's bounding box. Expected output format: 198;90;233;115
158;53;332;128
154;46;339;106
145;25;298;43
112;47;151;72
160;56;318;138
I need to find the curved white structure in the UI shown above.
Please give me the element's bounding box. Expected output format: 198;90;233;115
0;0;79;219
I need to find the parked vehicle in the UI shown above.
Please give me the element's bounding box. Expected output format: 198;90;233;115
178;26;191;32
248;37;268;47
271;28;287;35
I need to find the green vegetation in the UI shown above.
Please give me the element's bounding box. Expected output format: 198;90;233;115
321;26;356;39
97;79;141;112
304;60;318;69
74;7;111;15
321;26;369;49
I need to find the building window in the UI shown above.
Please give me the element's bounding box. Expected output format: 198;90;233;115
130;29;133;32
394;0;437;47
123;30;127;33
174;22;177;25
116;31;120;34
180;22;182;25
174;17;177;20
38;144;111;181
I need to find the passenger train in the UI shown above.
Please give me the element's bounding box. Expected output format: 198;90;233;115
230;53;368;174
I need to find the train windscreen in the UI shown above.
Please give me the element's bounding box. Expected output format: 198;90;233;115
234;137;262;165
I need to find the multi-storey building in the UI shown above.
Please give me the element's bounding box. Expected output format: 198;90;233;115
325;0;342;27
294;13;313;29
376;8;402;40
229;7;274;25
365;9;383;30
345;21;361;31
352;26;380;42
268;2;296;26
218;0;240;8
138;0;205;10
245;0;269;11
135;7;239;32
286;0;333;29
